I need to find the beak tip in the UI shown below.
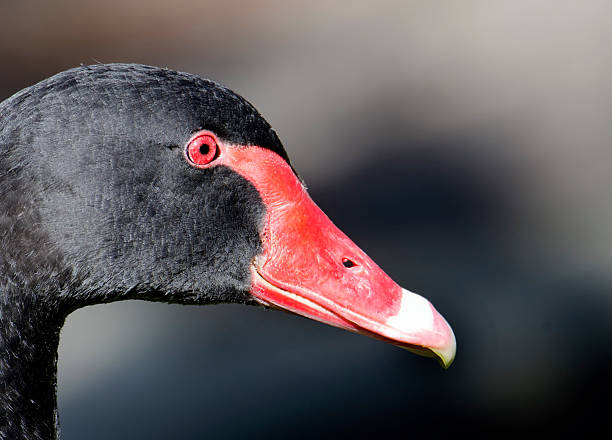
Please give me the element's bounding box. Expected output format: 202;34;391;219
433;326;456;369
388;288;457;368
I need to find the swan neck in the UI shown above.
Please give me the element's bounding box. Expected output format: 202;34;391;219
0;299;64;440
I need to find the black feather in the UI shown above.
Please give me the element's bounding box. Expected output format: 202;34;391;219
0;64;289;439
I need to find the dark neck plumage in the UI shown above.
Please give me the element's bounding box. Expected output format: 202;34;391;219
0;166;70;439
0;290;65;440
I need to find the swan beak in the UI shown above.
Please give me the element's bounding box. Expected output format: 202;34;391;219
220;144;456;367
251;267;456;368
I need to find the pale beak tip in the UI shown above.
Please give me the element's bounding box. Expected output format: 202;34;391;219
432;324;456;369
388;288;457;368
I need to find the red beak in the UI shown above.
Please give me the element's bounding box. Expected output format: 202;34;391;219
219;143;456;368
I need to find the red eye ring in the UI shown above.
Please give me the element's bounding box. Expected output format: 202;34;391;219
186;133;218;167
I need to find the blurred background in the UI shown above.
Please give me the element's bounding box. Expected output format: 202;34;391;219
2;0;612;437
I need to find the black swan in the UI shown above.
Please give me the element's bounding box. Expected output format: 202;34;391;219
0;64;455;439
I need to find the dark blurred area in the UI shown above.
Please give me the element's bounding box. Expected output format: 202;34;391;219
2;1;612;438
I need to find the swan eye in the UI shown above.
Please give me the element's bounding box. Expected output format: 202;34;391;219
186;133;218;166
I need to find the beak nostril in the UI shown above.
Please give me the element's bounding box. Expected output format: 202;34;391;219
342;258;357;269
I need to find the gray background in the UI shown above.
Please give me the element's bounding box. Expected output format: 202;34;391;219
2;1;611;437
